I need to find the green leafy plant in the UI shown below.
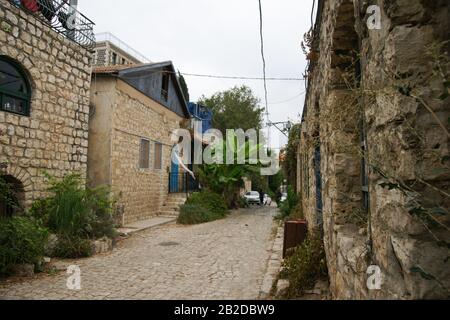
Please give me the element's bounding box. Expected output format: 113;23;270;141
39;173;117;239
279;230;328;298
178;191;228;225
197;140;266;208
277;186;299;219
52;235;93;259
177;204;216;225
186;191;228;216
30;174;117;259
0;176;21;217
0;217;48;275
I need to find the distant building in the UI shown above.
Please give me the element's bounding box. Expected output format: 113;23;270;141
93;32;151;67
89;62;191;225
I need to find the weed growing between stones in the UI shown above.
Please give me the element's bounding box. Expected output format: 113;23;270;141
278;229;328;299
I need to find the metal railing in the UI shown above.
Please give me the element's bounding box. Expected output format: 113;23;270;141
96;32;151;64
8;0;95;50
168;172;199;195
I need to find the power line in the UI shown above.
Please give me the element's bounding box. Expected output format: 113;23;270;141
258;0;269;120
268;90;306;105
181;73;305;81
257;0;289;140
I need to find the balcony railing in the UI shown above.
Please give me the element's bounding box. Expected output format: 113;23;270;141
8;0;95;50
169;172;199;195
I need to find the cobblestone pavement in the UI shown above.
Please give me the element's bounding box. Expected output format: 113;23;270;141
0;207;278;300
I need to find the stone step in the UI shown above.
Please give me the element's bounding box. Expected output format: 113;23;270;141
165;198;186;203
159;211;179;217
162;205;182;210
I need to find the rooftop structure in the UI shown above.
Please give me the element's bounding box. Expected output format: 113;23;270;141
93;32;151;66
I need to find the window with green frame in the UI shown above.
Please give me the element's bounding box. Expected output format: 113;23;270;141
0;56;31;117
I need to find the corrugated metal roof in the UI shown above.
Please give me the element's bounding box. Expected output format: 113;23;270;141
92;61;190;118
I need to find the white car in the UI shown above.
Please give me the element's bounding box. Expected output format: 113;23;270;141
280;193;288;202
244;191;261;205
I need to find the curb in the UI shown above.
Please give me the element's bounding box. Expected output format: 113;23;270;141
259;221;284;299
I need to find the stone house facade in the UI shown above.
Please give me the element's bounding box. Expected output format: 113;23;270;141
89;62;190;225
298;0;449;299
93;32;150;67
0;0;93;215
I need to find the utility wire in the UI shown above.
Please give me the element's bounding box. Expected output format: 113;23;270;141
257;0;289;140
181;73;304;81
268;90;306;105
258;0;269;121
113;68;305;81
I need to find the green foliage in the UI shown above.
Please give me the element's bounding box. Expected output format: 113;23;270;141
178;71;190;102
37;174;116;240
30;174;117;259
86;186;118;239
277;186;298;219
198;85;264;134
279;231;328;298
0;217;48;275
282;124;301;189
0;176;21;216
269;170;285;197
186;191;228;216
45;174;93;237
236;196;250;209
177;204;217;225
178;191;228;225
52;235;93;259
197;140;263;208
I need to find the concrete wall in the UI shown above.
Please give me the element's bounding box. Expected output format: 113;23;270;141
0;0;91;207
89;76;185;225
299;0;450;299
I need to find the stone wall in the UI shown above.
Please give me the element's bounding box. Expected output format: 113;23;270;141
0;0;92;207
299;0;450;299
89;77;184;225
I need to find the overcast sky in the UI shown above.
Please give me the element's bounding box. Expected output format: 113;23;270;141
79;0;314;150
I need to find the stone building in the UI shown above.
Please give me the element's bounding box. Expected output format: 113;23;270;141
0;0;94;216
89;61;190;225
298;0;450;299
93;32;150;67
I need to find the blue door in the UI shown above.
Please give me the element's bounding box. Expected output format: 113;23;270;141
170;159;179;193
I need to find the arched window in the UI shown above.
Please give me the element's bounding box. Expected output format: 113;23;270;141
0;56;31;116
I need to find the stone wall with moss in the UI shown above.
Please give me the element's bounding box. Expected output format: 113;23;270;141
299;0;450;299
0;0;92;207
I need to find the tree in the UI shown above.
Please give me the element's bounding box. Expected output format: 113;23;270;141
282;123;301;189
197;140;264;209
177;71;190;103
198;85;264;134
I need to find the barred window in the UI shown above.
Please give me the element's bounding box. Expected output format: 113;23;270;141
0;56;31;116
139;139;150;169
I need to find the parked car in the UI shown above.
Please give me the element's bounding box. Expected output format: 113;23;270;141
280;193;288;202
244;191;261;205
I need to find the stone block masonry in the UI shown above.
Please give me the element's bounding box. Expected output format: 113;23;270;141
0;0;92;207
298;0;450;299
